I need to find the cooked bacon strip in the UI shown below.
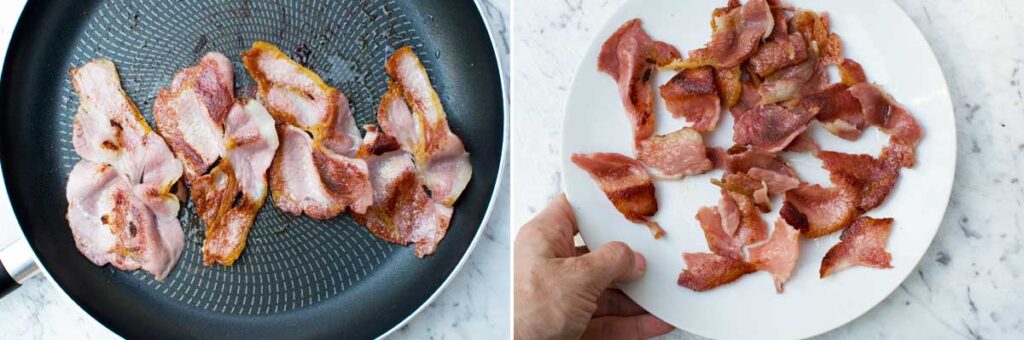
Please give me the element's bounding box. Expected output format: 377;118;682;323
748;33;808;77
660;66;721;131
733;104;816;152
848;83;923;148
242;41;337;131
599;19;679;143
820;216;893;277
356;150;453;257
68;59;184;280
758;44;827;104
356;125;401;158
819;142;906;211
746;167;800;193
636;127;714;178
269;125;372;219
385;46;473;206
798;83;865;140
66;161;184;281
780;182;860;238
709;0;773;68
716;66;743;108
153;52;234;181
677;252;755;292
571;153;664;238
193;100;279;266
714;173;770;212
695;207;744;260
730;79;762;119
748;218;800;292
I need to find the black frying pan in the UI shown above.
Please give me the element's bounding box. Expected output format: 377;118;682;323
0;0;505;338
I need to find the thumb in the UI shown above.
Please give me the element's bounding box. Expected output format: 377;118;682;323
569;242;646;291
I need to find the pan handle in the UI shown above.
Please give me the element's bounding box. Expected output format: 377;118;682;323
0;238;38;298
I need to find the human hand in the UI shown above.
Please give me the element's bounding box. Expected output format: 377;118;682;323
514;194;675;339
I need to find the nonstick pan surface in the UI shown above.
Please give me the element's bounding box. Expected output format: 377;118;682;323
0;0;505;338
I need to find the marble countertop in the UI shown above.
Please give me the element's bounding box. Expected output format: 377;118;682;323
0;0;509;338
512;0;1023;339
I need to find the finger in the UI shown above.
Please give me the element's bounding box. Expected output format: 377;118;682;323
568;242;646;291
581;314;675;340
593;289;647;317
515;193;579;258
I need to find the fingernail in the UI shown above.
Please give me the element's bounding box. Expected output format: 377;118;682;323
633;252;646;273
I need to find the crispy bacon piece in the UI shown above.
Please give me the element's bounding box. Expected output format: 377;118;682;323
599;19;679;143
730;79;762;119
748;218;800;292
820;216;893;277
724;147;798;177
677;252;755;292
636;127;714;178
780;182;860;238
660;66;721;131
819;142;907;211
269;125;372;219
838;58;868;85
385;46;473;206
716;66;743;108
153;52;234;181
791;10;843;65
355;151;453;257
848;83;923;148
68;59;184;280
784;131;820;153
571;152;664;238
798;83;865;140
758;44;828;104
695;207;744;260
733;104;816;152
748;33;808;77
721;188;768;245
193;100;279;266
709;0;774;68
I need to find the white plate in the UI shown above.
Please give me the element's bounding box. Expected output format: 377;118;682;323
560;0;956;339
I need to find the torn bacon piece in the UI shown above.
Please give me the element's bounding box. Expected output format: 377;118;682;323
758;43;828;104
242;41;339;133
820;216;893;278
819;142;907;211
780;181;860;238
724;147;798;177
798;83;865;140
153;52;234;182
791;10;843;65
748;218;800;292
193;100;279;266
68;59;184;280
695;207;744;260
677;252;755;292
716;66;743;109
385;46;473;206
598;19;679;143
784;131;820;153
709;0;773;68
571;153;664;238
748;33;808;77
733;104;816;152
719;188;768;245
269;125;372;219
838;58;868;85
660;66;721;131
356;150;453;257
849;83;923;148
636;127;714;178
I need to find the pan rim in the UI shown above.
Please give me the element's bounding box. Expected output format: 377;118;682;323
0;0;508;337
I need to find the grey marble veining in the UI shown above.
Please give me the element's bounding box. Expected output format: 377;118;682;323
511;0;1024;339
0;0;510;338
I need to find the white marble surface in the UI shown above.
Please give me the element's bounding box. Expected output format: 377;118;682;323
512;0;1024;339
0;0;510;339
